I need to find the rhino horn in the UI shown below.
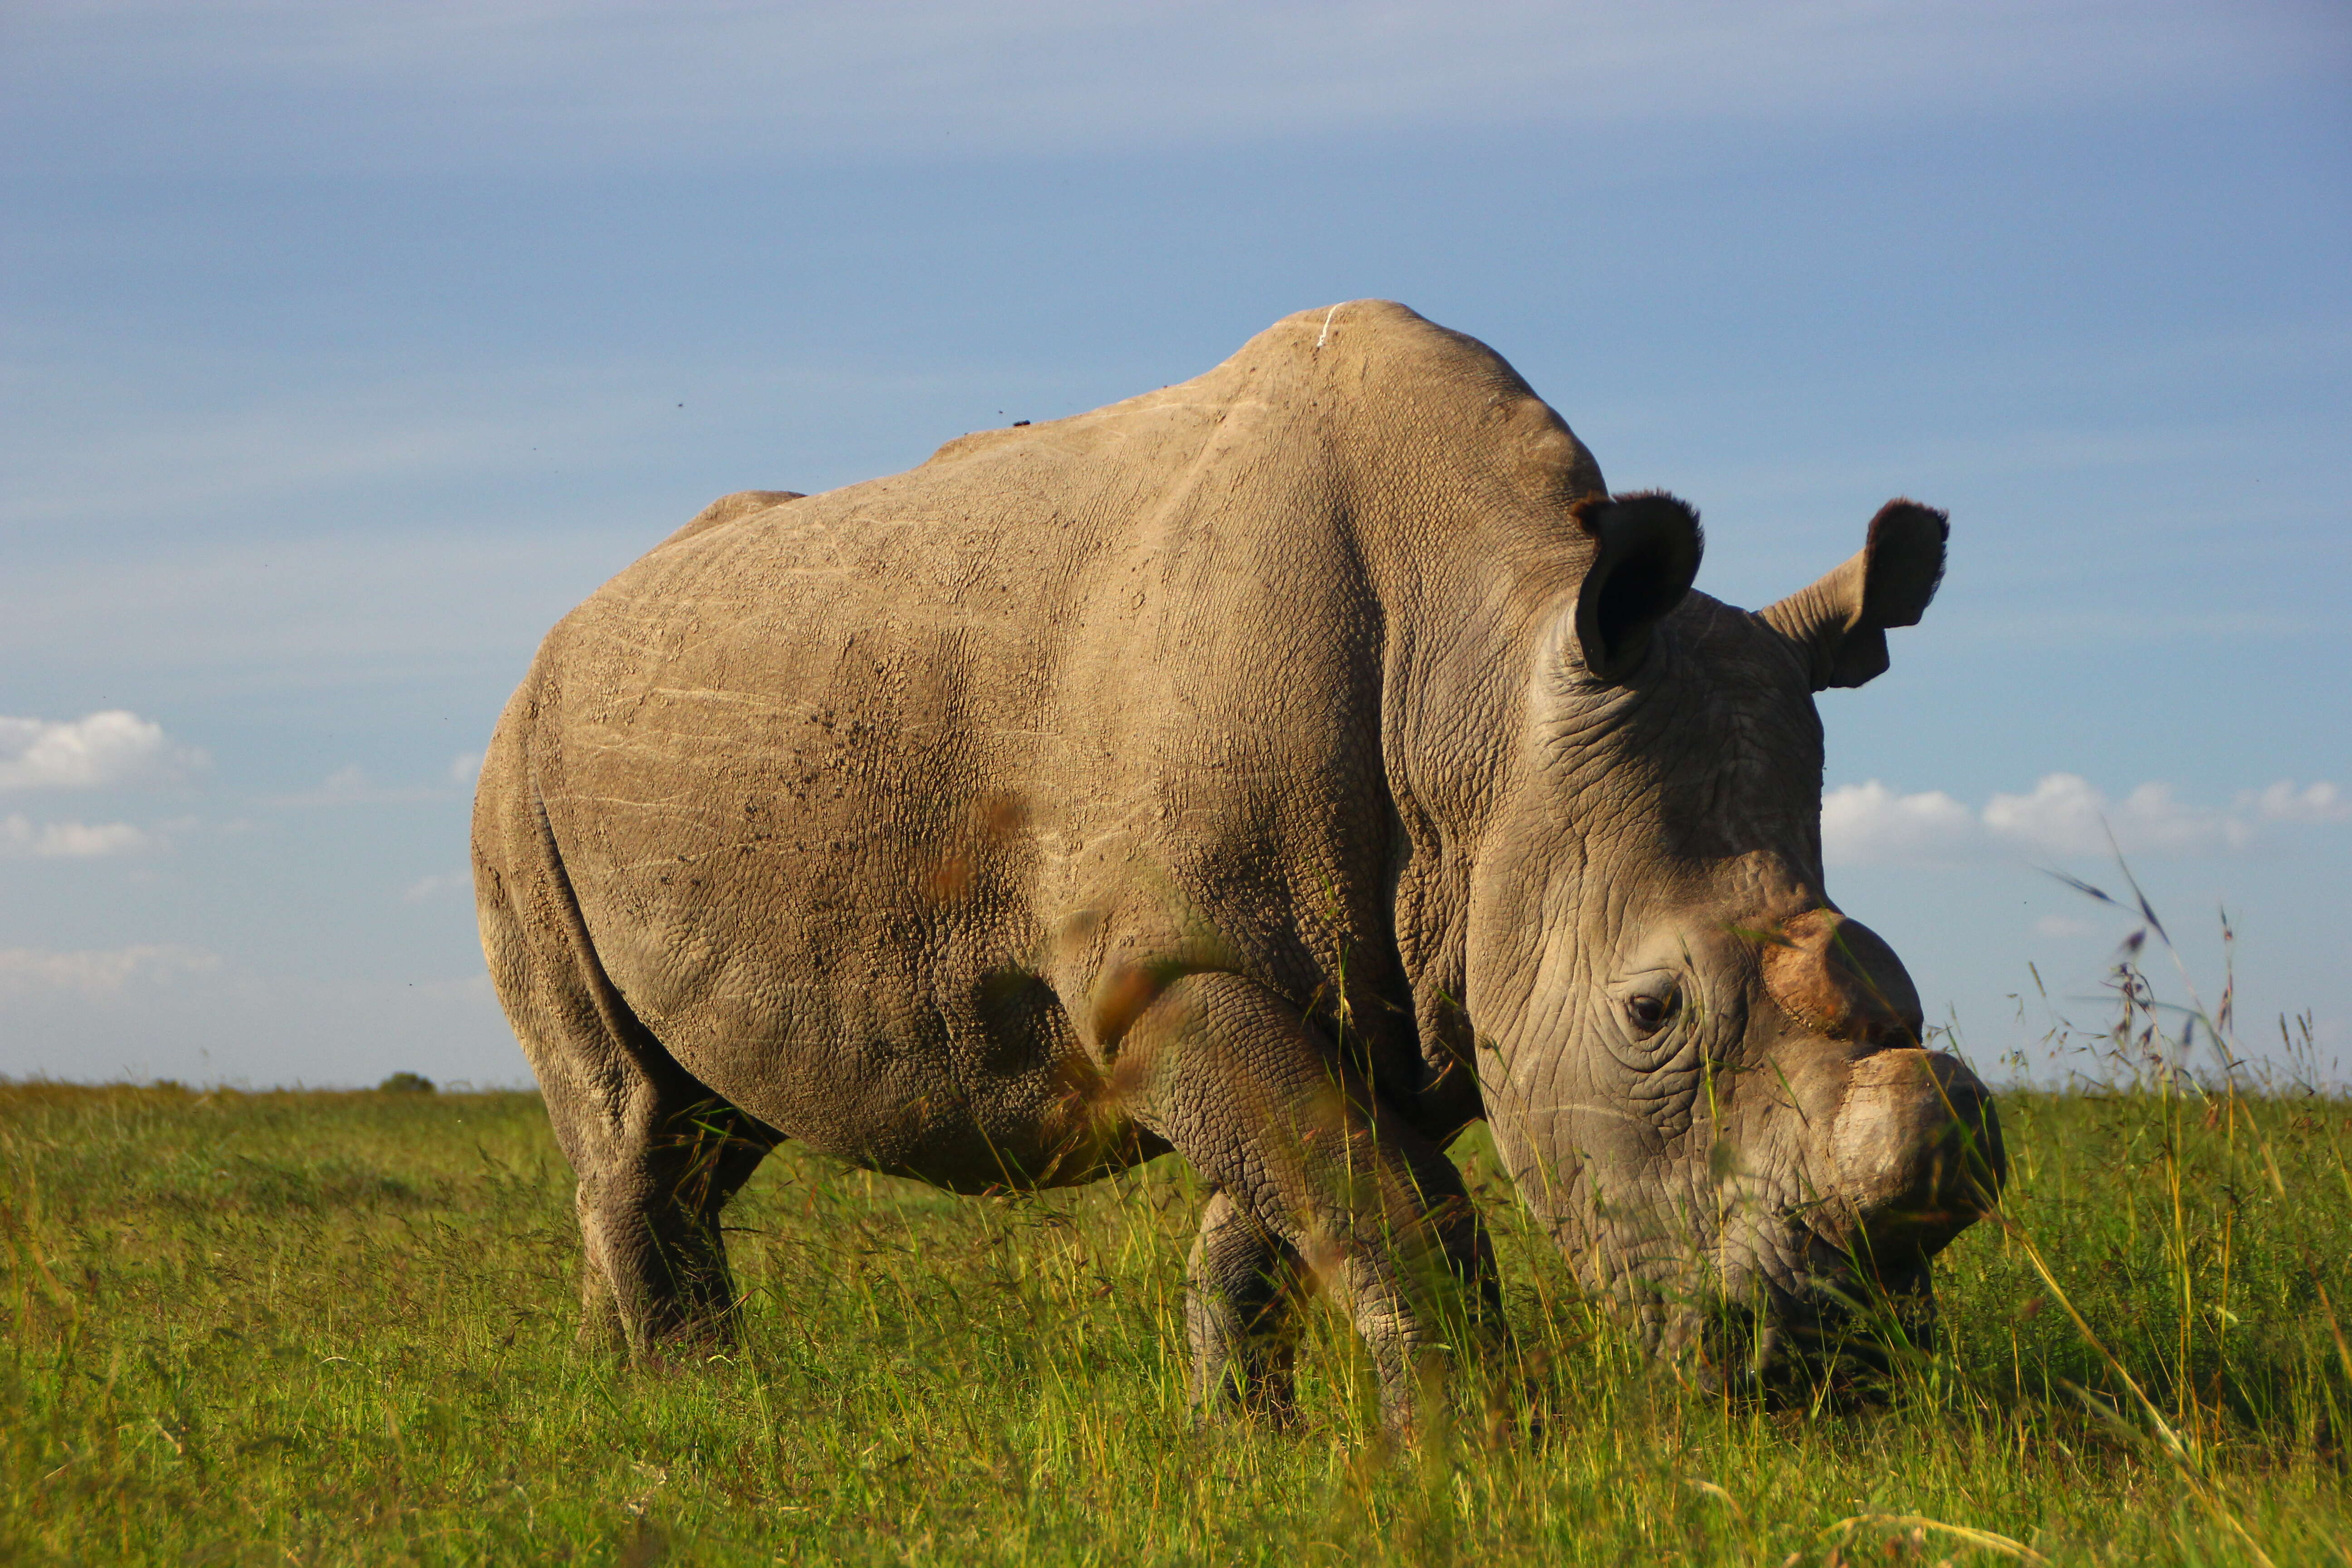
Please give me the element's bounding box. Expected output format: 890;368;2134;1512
1569;491;1704;681
1759;908;1924;1044
1760;499;1948;690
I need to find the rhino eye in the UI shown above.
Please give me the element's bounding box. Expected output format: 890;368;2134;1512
1624;989;1680;1035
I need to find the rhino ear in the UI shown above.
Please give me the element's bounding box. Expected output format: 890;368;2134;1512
1759;499;1948;690
1570;492;1704;682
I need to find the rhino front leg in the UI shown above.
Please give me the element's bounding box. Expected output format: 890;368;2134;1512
1124;971;1504;1437
1186;1189;1305;1423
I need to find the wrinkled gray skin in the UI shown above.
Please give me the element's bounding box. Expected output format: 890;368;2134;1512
474;301;2004;1433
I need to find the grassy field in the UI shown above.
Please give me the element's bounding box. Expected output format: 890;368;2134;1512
6;1046;2352;1563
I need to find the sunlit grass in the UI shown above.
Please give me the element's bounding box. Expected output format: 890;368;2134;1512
7;896;2352;1565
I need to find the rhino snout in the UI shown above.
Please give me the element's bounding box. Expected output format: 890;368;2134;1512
1826;1048;2005;1264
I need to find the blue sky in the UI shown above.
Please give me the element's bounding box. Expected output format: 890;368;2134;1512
2;1;2347;1088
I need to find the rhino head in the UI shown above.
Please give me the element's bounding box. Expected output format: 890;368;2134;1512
1464;493;2004;1388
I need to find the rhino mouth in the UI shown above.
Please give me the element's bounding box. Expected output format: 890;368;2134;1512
1683;1066;2006;1399
1683;1235;1946;1401
1572;1210;1954;1400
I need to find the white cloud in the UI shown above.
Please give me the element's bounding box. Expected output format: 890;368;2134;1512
407;973;495;1004
1974;772;2104;857
0;366;658;533
403;870;472;903
2033;915;2097;939
1825;774;2346;867
448;751;483;785
1820;780;1978;864
268;764;454;808
4;0;2333;174
0;813;152;858
0;710;203;790
1983;773;2247;858
0;944;219;997
2244;779;2351;824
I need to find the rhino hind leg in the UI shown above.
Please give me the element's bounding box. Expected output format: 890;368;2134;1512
476;784;779;1356
572;1092;776;1354
1125;971;1507;1437
1186;1190;1305;1424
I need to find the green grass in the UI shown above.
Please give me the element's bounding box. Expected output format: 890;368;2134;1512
5;1059;2352;1565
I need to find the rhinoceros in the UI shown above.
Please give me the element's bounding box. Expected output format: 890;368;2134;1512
472;300;2003;1432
